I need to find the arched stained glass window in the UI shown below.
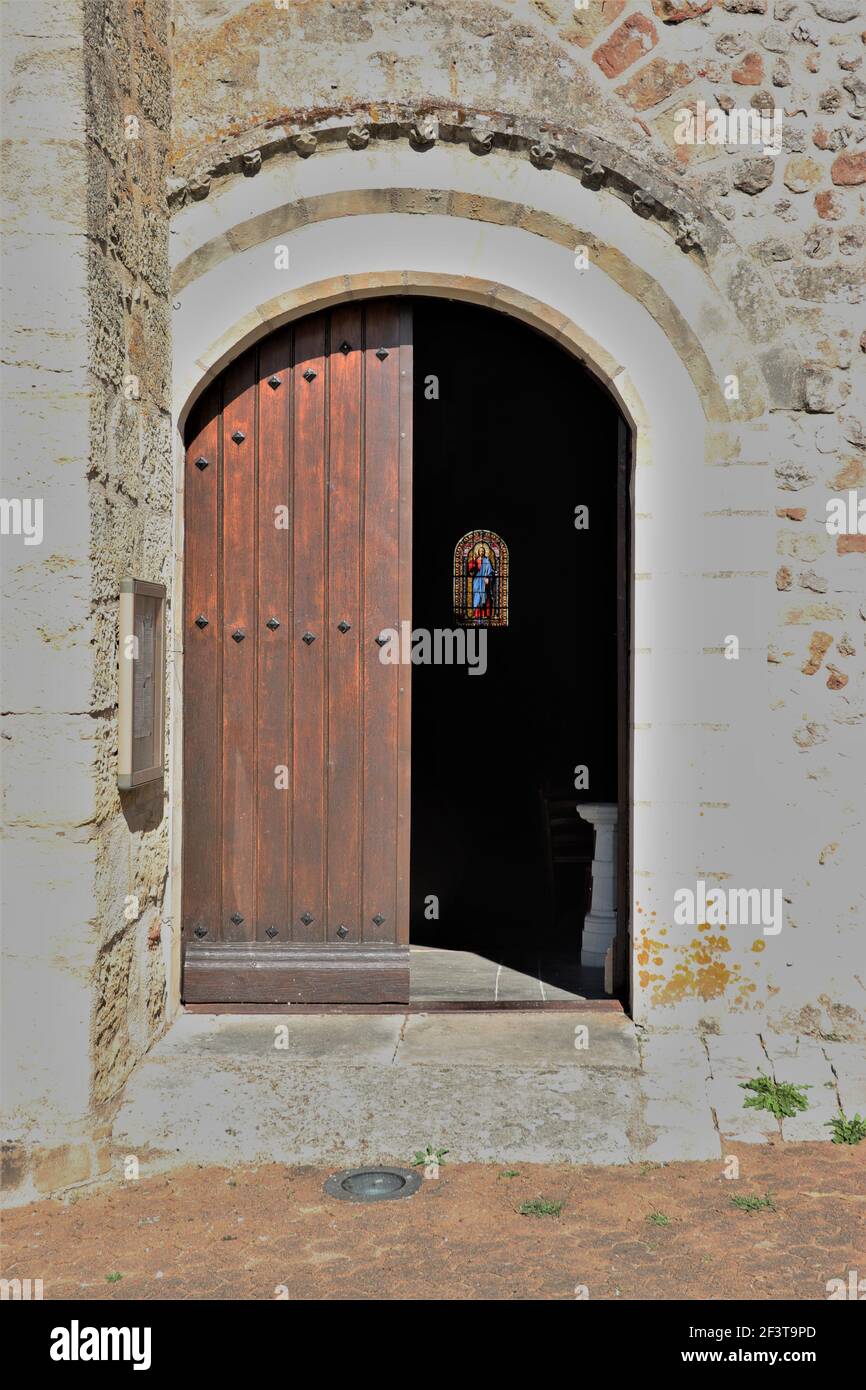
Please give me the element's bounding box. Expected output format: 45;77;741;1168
453;529;509;628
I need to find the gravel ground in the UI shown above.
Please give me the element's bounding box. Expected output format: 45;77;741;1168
3;1141;864;1301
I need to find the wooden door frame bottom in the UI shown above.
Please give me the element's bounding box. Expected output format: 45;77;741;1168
183;943;410;1005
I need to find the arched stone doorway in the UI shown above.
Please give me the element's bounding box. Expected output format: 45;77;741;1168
169;200;737;1025
168;133;802;1031
181;295;630;1006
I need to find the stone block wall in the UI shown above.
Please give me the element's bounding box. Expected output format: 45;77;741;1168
1;0;172;1203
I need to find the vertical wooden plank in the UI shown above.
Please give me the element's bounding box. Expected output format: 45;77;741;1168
256;329;292;941
291;314;327;942
396;303;413;946
221;348;257;942
361;300;401;944
326;305;363;942
182;384;221;943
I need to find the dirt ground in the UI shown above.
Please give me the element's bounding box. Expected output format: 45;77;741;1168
3;1142;864;1301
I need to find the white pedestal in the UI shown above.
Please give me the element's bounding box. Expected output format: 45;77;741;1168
576;803;619;970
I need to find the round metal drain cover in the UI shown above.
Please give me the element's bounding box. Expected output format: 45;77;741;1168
324;1166;421;1203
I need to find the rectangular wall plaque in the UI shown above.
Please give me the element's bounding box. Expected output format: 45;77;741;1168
118;579;166;789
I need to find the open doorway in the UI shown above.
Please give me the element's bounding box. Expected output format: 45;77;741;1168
180;293;628;1009
409;298;626;1005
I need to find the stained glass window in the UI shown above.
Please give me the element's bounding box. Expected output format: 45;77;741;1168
453;530;509;628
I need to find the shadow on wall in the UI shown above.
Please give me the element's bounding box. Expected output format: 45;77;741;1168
119;780;165;834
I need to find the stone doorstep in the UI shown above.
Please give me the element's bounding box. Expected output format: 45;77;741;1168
153;1010;404;1064
396;1012;640;1069
109;1010;647;1172
114;1057;648;1171
148;1009;642;1071
7;1021;865;1204
110;1020;866;1176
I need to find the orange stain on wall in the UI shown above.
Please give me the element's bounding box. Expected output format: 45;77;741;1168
636;921;753;1007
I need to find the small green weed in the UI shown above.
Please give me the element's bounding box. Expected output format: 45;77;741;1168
740;1072;810;1119
730;1192;776;1213
411;1145;448;1168
647;1210;670;1227
518;1198;563;1217
826;1112;866;1145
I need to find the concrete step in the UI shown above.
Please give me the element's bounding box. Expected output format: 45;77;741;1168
113;1010;650;1169
109;1014;863;1179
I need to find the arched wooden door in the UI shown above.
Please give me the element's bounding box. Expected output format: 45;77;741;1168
182;300;412;1003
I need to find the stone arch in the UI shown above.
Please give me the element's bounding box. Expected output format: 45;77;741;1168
167;131;789;1029
170;111;809;425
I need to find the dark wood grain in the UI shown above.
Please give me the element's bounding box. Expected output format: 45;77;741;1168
183;942;410;1004
256;329;292;942
220;348;257;942
326;305;363;943
182;385;221;943
183;302;412;1002
291;314;327;943
361;301;401;944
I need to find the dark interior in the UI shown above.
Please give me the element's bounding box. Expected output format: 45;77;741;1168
409;298;622;992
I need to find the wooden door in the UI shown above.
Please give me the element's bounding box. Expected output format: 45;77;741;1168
182;301;412;1003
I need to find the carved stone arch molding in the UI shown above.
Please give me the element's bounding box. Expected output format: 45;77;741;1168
169;105;808;429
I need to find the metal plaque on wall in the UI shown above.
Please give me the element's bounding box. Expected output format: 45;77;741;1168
118;579;167;789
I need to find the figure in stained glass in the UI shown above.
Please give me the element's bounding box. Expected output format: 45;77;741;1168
453;530;508;628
